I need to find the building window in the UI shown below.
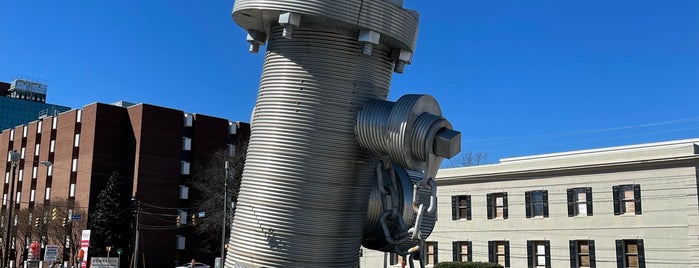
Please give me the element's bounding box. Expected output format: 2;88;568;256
183;113;193;127
179;185;189;200
181;161;191;175
527;240;550;268
616;239;644;268
9;129;14;141
613;185;641;215
182;137;192;151
451;195;471;220
390;252;405;266
35;144;40;156
488;241;509;267
50;140;55;153
425;241;438;265
525;190;548;218
69;184;76;197
487;192;508;219
72;159;78;172
22;126;27;138
45;188;51;200
76;110;82;123
21;147;25;159
452;241;472;262
37;121;42;134
32;167;37;179
570;240;596;268
52;117;57;130
74;134;80;147
176;235;186;250
567;187;593;217
30;189;35;202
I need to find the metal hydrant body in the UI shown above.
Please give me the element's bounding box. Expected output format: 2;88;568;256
226;1;460;267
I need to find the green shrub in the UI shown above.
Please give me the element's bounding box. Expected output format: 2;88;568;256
433;261;503;268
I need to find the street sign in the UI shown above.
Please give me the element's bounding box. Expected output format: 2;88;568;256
71;214;82;220
44;245;59;262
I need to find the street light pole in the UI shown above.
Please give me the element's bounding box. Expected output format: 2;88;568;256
3;150;20;268
221;161;229;263
132;198;140;268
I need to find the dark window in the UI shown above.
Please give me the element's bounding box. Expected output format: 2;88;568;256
487;192;508;219
616;239;645;268
525;190;549;218
527;240;551;268
451;195;471;220
570;240;596;268
488;241;510;267
452;241;472;262
426;241;438;265
613;185;642;215
567;187;593;217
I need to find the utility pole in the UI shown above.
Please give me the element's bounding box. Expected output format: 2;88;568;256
3;150;19;268
132;197;140;268
221;161;229;263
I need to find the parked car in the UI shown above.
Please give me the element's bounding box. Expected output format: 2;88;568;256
175;262;210;268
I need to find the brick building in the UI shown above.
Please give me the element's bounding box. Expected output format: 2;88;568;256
0;101;249;268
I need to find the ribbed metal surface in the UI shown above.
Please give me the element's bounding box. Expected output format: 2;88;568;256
356;101;394;155
227;26;394;268
232;0;419;51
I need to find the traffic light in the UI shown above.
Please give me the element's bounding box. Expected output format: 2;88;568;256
62;218;67;227
176;215;181;227
51;208;58;220
34;217;40;227
191;214;196;226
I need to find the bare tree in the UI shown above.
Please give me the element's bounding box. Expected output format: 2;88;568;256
452;150;489;167
189;142;247;259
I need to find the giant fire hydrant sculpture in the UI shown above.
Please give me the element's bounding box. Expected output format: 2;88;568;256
226;1;461;267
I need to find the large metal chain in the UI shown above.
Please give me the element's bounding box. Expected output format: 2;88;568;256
375;158;438;268
377;160;411;247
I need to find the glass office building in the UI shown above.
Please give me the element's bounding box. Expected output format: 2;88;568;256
0;79;71;131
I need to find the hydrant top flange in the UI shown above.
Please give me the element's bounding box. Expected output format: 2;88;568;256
232;0;420;52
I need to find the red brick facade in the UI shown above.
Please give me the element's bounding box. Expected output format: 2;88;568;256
0;102;249;267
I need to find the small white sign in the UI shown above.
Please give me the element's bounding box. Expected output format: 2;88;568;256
44;245;59;262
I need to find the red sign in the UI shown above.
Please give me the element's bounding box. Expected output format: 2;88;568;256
28;241;40;260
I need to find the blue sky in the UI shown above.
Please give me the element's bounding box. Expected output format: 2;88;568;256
1;1;698;165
